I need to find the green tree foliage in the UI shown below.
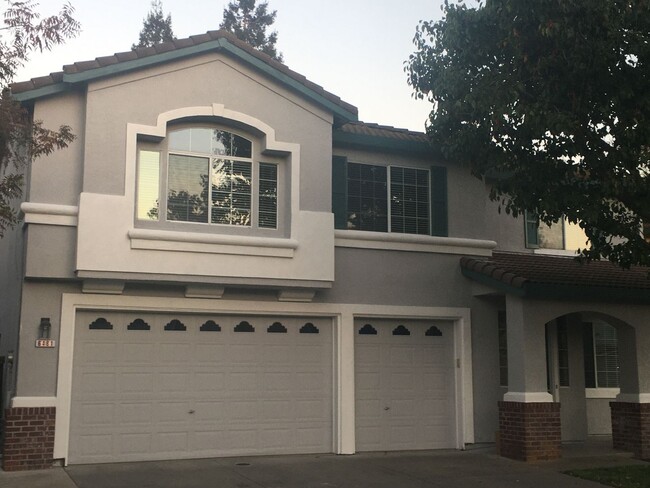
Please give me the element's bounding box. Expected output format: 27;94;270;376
407;0;650;267
0;0;80;237
220;0;283;61
133;0;174;49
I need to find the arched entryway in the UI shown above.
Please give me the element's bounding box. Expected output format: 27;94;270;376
460;252;650;462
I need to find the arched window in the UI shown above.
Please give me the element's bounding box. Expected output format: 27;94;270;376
137;126;279;231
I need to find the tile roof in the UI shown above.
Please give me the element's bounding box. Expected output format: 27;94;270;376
337;121;428;143
460;252;650;291
10;29;357;118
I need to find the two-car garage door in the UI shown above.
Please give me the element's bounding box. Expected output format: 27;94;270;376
70;311;333;464
70;311;458;464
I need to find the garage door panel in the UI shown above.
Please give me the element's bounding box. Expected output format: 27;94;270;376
70;312;333;464
355;319;456;452
82;342;116;363
118;403;153;424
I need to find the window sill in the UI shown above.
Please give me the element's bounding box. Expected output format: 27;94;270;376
585;388;620;399
128;228;297;258
334;230;496;256
533;248;580;257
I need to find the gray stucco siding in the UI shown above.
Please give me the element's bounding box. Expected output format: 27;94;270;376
29;91;86;206
24;225;77;279
318;248;475;307
79;53;333;213
15;281;81;396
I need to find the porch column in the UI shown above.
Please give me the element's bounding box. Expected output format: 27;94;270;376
611;323;650;460
498;295;560;462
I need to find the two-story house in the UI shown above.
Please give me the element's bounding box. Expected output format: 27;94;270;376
1;30;649;471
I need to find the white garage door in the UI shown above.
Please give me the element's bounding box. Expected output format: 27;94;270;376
355;319;456;451
70;311;333;464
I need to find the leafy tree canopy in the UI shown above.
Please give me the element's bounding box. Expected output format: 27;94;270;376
133;0;174;49
407;0;650;267
220;0;283;62
0;0;80;237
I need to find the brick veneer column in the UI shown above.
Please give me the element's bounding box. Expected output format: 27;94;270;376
498;401;561;462
611;402;650;460
2;407;56;471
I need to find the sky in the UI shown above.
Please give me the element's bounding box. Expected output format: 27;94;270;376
13;0;446;132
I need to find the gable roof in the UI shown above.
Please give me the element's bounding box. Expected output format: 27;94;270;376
11;30;358;125
460;251;650;303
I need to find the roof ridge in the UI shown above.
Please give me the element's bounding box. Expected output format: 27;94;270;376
10;29;358;118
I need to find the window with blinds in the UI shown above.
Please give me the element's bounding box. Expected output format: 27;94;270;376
345;162;430;235
136;127;278;230
583;321;619;388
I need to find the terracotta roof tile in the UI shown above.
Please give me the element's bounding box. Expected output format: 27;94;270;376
337;121;429;142
461;252;650;290
9;29;358;117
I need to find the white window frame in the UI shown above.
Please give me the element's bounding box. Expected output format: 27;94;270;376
136;125;282;235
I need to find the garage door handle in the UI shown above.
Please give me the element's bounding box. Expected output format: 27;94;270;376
188;410;195;414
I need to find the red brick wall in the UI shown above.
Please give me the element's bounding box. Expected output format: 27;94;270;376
611;402;650;460
2;407;56;471
498;401;561;462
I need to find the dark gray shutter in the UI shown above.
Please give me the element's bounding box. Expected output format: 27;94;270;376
430;166;448;236
332;156;348;230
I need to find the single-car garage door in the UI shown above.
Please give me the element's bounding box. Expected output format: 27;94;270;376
355;319;456;451
70;311;333;464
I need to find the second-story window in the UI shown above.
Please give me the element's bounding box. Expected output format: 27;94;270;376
524;210;565;249
137;127;278;230
346;162;430;235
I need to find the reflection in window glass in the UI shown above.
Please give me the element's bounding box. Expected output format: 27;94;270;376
169;128;252;158
211;159;252;226
167;155;209;223
137;150;160;220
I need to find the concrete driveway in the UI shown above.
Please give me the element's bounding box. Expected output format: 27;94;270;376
1;444;645;488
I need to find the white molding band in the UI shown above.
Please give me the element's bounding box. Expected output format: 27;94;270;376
21;202;78;227
54;293;474;462
129;229;297;258
503;391;554;403
616;393;650;403
11;396;57;408
335;230;496;256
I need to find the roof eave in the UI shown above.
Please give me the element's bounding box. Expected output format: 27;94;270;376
332;130;439;158
461;266;650;304
12;37;358;124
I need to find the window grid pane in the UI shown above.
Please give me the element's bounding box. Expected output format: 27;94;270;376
258;163;278;229
557;319;570;387
210;158;252;226
593;323;619;388
167;154;209;223
498;311;508;387
390;167;430;235
346;162;387;232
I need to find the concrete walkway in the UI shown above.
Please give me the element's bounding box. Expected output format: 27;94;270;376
0;441;646;488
